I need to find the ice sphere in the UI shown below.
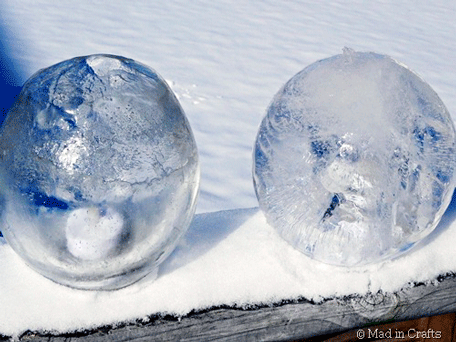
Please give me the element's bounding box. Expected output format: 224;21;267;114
0;54;200;290
253;48;456;266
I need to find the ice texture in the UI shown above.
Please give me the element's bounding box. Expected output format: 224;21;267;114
253;48;456;266
0;54;200;290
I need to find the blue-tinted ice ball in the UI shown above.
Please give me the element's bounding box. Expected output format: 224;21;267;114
0;55;200;289
253;49;456;266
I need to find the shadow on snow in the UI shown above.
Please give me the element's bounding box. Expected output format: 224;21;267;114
158;207;258;277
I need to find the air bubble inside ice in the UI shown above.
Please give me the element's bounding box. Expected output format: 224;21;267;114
0;54;200;289
253;49;456;266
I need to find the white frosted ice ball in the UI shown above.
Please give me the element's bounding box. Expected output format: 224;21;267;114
253;49;456;266
0;54;200;289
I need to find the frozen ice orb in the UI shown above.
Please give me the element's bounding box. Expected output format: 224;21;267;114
253;49;456;266
0;54;200;290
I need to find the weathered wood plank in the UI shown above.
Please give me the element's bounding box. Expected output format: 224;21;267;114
7;274;456;342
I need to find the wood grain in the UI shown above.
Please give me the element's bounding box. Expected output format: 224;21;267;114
4;274;456;342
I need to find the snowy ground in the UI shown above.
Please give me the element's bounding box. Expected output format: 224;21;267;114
1;0;456;213
1;202;456;338
1;0;456;338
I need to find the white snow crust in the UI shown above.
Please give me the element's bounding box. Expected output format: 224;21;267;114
1;205;456;337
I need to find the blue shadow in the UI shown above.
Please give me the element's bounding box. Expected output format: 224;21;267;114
0;25;24;127
158;208;259;278
0;24;25;237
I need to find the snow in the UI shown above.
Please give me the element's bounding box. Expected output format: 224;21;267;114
66;207;125;261
1;0;456;338
1;203;456;338
2;0;456;213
